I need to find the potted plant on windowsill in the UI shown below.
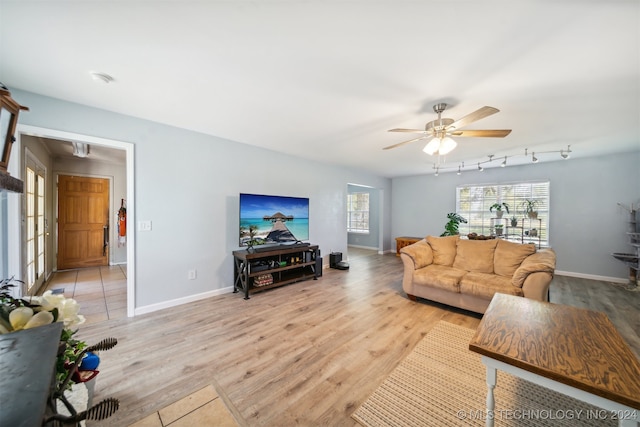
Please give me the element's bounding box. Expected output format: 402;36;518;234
494;224;504;236
521;199;539;219
489;202;510;219
510;215;518;227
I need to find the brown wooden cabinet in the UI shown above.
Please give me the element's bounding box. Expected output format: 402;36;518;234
233;245;320;299
395;236;422;256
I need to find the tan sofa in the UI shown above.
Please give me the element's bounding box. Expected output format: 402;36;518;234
400;235;556;314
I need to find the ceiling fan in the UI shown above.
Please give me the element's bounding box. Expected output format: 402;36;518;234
384;103;511;155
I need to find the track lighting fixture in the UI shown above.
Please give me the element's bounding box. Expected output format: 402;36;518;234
430;145;572;175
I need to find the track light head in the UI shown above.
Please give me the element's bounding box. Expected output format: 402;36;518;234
501;156;507;167
478;163;484;172
532;153;538;163
457;166;461;176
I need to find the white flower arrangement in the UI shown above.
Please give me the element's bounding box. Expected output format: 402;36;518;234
0;288;85;334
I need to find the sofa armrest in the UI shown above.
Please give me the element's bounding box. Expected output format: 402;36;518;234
399;239;433;270
521;271;554;301
512;248;556;288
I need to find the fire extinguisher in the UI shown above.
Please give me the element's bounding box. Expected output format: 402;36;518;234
118;199;126;246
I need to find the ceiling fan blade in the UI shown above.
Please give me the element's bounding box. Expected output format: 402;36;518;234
382;136;429;150
388;128;427;133
449;106;499;130
449;129;512;138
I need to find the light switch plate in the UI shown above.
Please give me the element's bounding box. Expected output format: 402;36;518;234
138;220;152;232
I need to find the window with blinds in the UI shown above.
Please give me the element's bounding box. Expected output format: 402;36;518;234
347;192;370;233
456;181;550;246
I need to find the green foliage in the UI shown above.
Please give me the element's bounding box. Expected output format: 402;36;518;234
489;202;510;213
521;199;539;213
56;328;87;392
441;212;468;237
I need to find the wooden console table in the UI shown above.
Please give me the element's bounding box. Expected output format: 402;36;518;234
233;244;320;299
469;293;640;427
395;236;422;256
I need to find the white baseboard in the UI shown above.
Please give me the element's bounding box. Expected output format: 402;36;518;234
347;244;379;250
555;270;628;284
134;286;234;316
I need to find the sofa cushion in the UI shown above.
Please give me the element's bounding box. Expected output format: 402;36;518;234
400;240;433;269
494;240;537;277
453;239;498;274
460;272;524;299
413;264;466;292
426;235;460;266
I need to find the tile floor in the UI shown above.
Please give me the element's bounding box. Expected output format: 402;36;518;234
41;265;128;325
128;385;238;427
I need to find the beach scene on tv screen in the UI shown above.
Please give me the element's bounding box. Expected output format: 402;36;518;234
239;194;309;246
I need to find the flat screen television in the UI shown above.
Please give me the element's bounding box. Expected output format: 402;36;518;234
239;193;309;247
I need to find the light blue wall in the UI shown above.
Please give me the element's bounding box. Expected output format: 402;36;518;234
391;151;640;280
347;184;380;249
10;89;392;308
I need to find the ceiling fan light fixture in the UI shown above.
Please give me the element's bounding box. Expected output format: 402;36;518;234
438;137;457;155
423;138;440;155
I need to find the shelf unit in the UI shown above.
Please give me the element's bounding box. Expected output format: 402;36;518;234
612;209;639;286
232;244;320;299
490;217;507;238
505;217;543;248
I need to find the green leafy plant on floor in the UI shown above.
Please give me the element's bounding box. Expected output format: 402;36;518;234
441;213;468;237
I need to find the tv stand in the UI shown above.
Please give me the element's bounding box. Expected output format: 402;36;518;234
232;244;320;299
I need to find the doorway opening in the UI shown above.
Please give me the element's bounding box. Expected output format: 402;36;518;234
13;125;135;317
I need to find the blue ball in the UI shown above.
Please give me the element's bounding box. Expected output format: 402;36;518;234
79;352;100;370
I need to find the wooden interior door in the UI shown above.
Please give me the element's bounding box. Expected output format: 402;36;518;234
57;175;109;269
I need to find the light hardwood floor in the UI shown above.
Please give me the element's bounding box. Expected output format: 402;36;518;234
67;248;638;426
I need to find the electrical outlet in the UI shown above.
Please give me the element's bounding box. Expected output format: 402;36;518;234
188;270;197;280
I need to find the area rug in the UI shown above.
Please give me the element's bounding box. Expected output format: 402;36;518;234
352;321;617;427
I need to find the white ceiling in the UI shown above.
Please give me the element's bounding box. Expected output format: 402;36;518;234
1;1;638;177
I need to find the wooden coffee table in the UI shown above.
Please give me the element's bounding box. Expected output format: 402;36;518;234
469;293;640;427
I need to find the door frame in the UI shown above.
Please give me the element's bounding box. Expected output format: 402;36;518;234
13;125;136;317
24;147;48;294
